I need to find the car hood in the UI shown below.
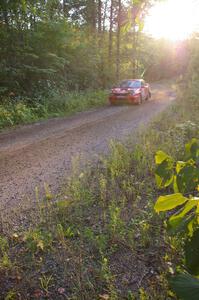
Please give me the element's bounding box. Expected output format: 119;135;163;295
111;87;137;94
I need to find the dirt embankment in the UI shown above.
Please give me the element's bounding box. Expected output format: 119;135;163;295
0;81;176;224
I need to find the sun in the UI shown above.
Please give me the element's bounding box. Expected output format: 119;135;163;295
144;0;199;41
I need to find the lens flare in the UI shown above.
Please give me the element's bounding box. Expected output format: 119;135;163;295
144;0;199;40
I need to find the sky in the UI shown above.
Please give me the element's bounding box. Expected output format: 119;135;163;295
144;0;199;40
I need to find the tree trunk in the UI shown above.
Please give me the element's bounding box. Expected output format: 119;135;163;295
132;19;136;78
108;0;113;64
116;0;121;81
98;0;102;33
63;0;68;18
103;0;108;32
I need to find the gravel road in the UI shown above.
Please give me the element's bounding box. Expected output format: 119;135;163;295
0;81;176;218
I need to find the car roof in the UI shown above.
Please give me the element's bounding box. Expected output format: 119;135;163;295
130;79;142;81
121;79;143;82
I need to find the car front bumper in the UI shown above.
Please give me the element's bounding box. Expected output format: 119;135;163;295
109;94;141;104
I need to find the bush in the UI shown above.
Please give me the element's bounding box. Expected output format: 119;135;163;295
0;90;107;130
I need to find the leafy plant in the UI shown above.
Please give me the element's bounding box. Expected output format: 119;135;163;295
39;274;53;294
154;138;199;299
5;290;17;300
24;229;53;254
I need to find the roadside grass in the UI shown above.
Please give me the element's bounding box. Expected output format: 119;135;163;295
0;90;107;130
0;80;198;299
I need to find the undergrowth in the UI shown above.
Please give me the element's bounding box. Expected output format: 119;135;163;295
0;80;198;299
0;90;107;130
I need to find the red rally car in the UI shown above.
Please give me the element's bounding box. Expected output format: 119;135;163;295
109;79;151;105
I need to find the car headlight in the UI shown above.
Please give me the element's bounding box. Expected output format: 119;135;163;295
127;89;134;95
133;88;141;95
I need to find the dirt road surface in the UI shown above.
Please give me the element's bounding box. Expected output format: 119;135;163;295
0;82;176;221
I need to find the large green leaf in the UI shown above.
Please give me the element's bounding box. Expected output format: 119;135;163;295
176;164;198;194
155;150;170;164
176;161;186;174
185;228;199;275
185;138;199;160
168;200;197;229
155;158;174;188
154;193;187;212
155;150;174;188
170;273;199;300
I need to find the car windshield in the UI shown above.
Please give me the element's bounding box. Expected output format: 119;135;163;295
119;80;141;88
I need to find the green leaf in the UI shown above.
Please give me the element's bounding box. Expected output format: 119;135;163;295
185;138;199;160
168;200;197;229
176;164;198;194
121;21;132;33
173;175;179;193
185;228;199;275
176;161;186;174
188;217;196;237
56;200;69;209
155;160;174;188
170;273;199;300
155;152;174;188
21;0;27;12
132;0;141;5
154;193;187;212
138;21;144;31
155;150;170;164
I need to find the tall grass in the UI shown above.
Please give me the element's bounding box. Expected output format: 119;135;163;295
0;90;107;129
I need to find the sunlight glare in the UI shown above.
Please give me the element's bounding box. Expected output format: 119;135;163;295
144;0;199;40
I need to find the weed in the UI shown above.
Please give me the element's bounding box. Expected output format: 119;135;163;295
24;228;53;254
0;253;12;269
39;274;53;294
108;203;125;241
5;290;17;300
0;235;12;270
139;288;149;300
100;256;118;299
56;223;74;242
0;235;8;254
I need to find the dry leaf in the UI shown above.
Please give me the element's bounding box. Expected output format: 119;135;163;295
99;294;109;300
58;287;65;294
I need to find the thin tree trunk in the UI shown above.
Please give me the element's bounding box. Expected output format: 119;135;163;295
3;8;9;26
90;0;97;31
98;0;102;33
63;0;68;18
116;0;121;81
132;20;136;78
98;0;103;87
108;0;113;64
102;0;108;32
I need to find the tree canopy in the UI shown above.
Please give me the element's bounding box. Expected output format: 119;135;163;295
0;0;191;100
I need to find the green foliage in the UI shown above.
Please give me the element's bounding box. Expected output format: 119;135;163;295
154;139;199;233
5;290;17;300
155;193;187;212
0;235;12;270
0;0;190;110
0;235;9;254
56;223;74;240
185;229;199;276
39;274;53;294
24;228;53;254
170;274;199;300
154;138;199;299
0;90;107;129
155;151;174;188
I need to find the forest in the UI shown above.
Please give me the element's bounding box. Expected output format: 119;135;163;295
0;0;191;128
0;0;199;299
